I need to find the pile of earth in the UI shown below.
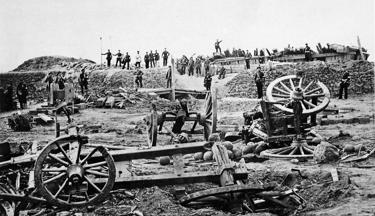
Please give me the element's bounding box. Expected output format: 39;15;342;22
225;60;374;98
12;56;96;72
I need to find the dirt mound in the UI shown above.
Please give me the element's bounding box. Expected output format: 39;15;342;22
225;60;374;98
12;56;95;72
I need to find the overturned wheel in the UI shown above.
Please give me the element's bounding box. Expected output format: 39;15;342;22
34;135;116;207
266;75;330;115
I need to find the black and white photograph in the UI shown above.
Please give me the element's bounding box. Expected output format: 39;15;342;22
0;0;374;215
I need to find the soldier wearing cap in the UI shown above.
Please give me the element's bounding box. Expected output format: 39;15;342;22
254;66;265;99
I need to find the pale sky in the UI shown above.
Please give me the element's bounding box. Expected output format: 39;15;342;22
0;0;374;72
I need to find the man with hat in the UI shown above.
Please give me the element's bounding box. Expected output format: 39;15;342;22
254;66;265;99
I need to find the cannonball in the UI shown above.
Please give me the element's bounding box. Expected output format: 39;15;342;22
232;147;242;159
193;152;204;160
254;142;267;154
222;141;233;151
242;145;253;155
351;136;361;141
343;144;355;153
208;133;220;142
311;137;321;145
227;150;234;159
159;156;171;165
203;151;213;161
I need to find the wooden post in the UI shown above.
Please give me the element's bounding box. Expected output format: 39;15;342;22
55;122;60;138
171;58;176;101
357;36;365;60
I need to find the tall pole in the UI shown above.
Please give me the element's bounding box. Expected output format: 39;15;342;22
171;57;176;101
357;36;365;60
100;37;103;66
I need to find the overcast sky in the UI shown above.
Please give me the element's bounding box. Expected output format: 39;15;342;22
0;0;374;72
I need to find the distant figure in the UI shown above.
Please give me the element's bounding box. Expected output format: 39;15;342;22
180;55;188;75
144;52;150;69
245;50;252;70
338;72;350;99
79;68;89;95
135;51;141;68
304;43;312;61
149;51;155;68
218;66;226;79
102;49;112;67
114;50;123;67
214;39;222;54
135;69;143;88
204;73;212;91
55;73;65;90
254;66;265;99
154;50;160;67
16;82;28;109
166;66;172;88
45;73;54;92
123;52;131;70
162;48;170;66
188;57;194;76
204;59;210;74
195;57;202;76
4;84;13;111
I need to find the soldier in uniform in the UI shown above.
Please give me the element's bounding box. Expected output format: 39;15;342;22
154;50;160;67
195;57;201;76
16;82;28;109
166;66;172;88
101;49;112;67
123;52;131;70
162;48;170;66
149;51;155;68
218;66;226;79
338;72;350;99
204;73;212;91
245;50;252;70
188;57;194;76
254;66;265;99
79;68;89;95
135;69;144;88
144;52;150;69
214;39;222;54
135;51;141;68
304;43;312;61
114;50;123;67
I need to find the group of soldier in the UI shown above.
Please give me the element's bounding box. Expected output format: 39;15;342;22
101;48;170;69
0;82;28;112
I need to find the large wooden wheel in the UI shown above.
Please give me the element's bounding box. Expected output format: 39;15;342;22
266;75;330;115
202;88;218;140
34;135;116;208
260;139;315;159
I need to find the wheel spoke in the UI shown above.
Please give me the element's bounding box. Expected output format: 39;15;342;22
304;93;326;99
303;81;314;92
298;77;303;88
55;142;73;165
48;154;69;167
76;142;82;164
300;101;306;110
306;87;322;95
84;176;102;193
53;178;69;198
303;99;317;108
85;169;109;178
289;147;298;155
303;147;314;154
289;79;295;91
274;86;290;95
84;161;107;169
274;99;289;103
80;148;99;165
280;81;292;92
299;146;305;155
272;93;290;98
43;172;65;184
42;168;67;173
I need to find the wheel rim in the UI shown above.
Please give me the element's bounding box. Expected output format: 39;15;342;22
266;75;330;115
34;135;116;207
260;140;315;159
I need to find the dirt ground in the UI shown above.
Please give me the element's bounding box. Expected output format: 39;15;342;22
0;92;374;216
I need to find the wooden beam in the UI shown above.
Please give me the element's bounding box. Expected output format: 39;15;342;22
94;171;248;189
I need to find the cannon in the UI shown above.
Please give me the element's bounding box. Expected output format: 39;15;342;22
243;74;330;159
146;88;218;147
